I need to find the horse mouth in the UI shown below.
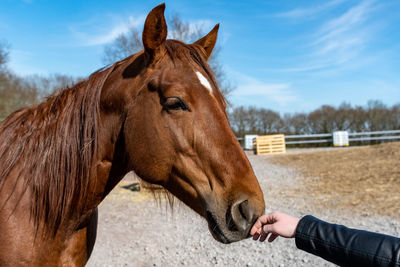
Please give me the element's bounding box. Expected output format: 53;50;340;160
206;211;231;244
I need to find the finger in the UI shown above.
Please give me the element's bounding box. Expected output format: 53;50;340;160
250;225;261;236
252;233;260;241
250;215;268;235
262;224;274;234
251;214;276;235
258;214;274;224
268;233;279;243
259;231;269;242
251;226;262;238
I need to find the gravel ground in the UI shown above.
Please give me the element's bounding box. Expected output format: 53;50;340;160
87;151;400;267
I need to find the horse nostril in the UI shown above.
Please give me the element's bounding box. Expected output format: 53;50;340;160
238;200;252;222
226;208;238;232
229;199;254;232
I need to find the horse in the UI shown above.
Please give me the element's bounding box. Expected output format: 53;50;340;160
0;4;265;266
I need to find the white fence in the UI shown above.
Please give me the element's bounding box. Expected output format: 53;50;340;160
285;133;332;145
285;130;400;145
239;130;400;149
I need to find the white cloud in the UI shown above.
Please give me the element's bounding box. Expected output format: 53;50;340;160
313;1;372;45
276;0;346;19
263;64;331;73
69;15;146;47
231;71;297;105
308;0;374;67
270;0;378;74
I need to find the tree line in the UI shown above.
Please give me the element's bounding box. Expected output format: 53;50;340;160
229;101;400;138
0;42;80;121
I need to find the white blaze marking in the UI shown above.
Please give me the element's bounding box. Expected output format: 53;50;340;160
196;71;213;93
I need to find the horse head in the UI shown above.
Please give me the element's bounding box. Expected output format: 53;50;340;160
101;4;265;243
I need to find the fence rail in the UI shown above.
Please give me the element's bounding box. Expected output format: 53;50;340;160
350;135;400;142
285;133;332;139
240;130;400;149
285;139;332;145
285;130;400;145
348;130;400;136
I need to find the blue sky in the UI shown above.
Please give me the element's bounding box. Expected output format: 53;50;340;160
1;0;399;113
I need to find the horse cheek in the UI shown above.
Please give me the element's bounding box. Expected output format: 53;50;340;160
124;113;174;185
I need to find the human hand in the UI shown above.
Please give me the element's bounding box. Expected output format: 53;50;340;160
250;211;300;242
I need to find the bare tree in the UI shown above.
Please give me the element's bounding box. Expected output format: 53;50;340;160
0;72;83;122
346;105;367;132
229;106;283;136
102;13;234;99
245;106;259;133
0;72;39;121
365;100;392;131
257;108;281;134
229;106;247;137
25;73;82;98
282;113;310;134
167;13;203;42
102;27;142;66
308;105;337;133
0;43;38;121
331;102;352;130
390;104;400;130
0;41;82;121
0;42;9;69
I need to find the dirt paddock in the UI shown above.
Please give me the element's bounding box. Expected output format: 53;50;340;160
271;141;400;219
87;142;400;266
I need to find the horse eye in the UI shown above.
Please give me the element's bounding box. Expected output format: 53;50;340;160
163;97;189;111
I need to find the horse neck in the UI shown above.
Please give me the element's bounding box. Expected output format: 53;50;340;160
79;116;125;214
84;54;147;212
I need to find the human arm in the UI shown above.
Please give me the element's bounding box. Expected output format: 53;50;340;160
295;215;400;267
251;212;400;267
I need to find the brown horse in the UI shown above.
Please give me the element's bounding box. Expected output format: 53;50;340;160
0;4;265;266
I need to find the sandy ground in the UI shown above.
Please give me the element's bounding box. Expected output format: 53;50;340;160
271;142;400;218
87;143;400;266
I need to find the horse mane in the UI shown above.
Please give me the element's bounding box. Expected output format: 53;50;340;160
0;66;114;236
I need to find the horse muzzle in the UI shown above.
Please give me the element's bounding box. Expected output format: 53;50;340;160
205;197;262;244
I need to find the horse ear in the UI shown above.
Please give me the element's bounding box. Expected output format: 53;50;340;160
142;3;167;61
193;24;219;60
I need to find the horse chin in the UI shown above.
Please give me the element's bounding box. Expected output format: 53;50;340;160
205;211;249;244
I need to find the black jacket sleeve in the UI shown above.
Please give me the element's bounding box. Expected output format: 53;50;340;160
295;215;400;267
